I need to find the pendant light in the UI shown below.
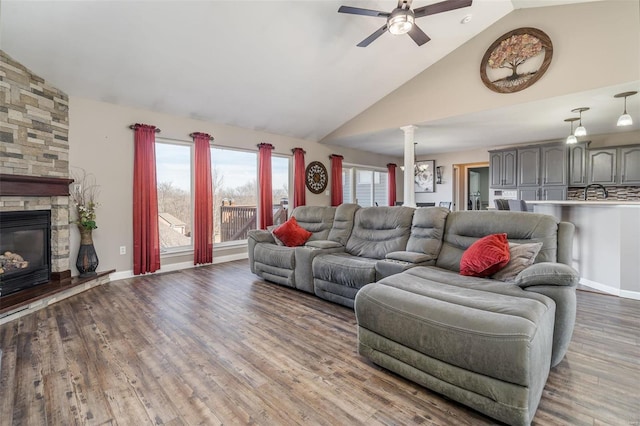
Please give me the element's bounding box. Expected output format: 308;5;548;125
564;117;579;144
614;91;637;126
571;107;589;137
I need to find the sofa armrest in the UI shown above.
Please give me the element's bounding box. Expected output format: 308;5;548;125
247;229;275;244
294;245;345;293
386;251;435;264
515;262;579;288
376;256;436;280
305;240;343;249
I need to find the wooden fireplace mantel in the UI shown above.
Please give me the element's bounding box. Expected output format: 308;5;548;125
0;174;74;197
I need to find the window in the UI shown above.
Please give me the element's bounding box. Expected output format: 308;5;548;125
343;166;388;207
212;147;258;244
272;155;290;225
156;141;192;251
211;148;290;243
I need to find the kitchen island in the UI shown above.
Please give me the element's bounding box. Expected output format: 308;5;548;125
528;200;640;300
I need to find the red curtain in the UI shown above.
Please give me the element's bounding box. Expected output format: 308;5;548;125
387;163;397;206
258;143;274;229
330;154;344;207
292;148;306;208
193;132;213;265
132;123;161;275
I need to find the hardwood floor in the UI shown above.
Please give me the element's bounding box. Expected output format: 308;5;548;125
1;260;639;425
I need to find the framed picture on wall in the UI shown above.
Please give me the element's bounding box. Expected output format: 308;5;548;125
414;160;435;193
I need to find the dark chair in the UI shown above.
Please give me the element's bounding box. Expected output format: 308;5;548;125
395;201;403;206
439;201;452;210
508;199;528;212
494;199;510;210
416;202;436;207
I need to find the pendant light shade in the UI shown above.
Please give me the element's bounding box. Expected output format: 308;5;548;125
571;107;589;137
614;91;637;127
564;117;579;144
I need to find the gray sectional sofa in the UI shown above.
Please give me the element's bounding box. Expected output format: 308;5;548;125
247;205;579;426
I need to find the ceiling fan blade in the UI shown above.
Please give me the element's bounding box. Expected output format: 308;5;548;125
338;6;390;17
413;0;472;18
357;24;388;47
408;24;431;46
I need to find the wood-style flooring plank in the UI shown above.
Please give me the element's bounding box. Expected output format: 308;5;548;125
1;259;639;425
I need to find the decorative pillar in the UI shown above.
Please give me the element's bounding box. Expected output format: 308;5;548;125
401;125;417;207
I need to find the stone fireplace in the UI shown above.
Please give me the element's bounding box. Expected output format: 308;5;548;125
1;50;72;296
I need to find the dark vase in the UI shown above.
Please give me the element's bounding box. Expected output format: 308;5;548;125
76;228;99;277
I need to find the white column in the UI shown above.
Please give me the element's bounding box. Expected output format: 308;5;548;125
401;125;417;207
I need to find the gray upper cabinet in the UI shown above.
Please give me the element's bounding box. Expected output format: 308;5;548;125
490;149;516;188
517;148;540;187
588;149;617;185
569;143;588;186
541;145;567;186
620;146;640;185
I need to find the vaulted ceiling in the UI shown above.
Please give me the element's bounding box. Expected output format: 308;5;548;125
1;0;636;157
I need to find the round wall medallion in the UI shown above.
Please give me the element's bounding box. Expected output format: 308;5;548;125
305;161;328;194
480;27;553;94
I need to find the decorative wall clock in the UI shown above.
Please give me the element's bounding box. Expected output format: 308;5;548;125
480;27;553;94
305;161;328;194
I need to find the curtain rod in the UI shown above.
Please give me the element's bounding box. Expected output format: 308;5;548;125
129;124;161;133
189;133;214;141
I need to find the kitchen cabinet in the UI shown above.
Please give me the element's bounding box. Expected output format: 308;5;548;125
541;145;567;186
489;149;516;188
514;143;567;200
588;149;617;185
568;143;588;186
517;147;540;187
620;146;640;185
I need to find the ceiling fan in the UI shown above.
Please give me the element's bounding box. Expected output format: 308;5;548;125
338;0;472;47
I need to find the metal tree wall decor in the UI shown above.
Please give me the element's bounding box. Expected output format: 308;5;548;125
480;27;553;94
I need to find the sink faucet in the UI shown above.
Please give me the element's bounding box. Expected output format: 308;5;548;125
583;183;608;200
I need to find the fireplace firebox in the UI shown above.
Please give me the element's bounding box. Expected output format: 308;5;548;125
0;210;52;297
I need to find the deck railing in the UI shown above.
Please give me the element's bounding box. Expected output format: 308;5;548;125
220;202;287;242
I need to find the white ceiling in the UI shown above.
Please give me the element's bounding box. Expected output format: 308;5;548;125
1;0;635;158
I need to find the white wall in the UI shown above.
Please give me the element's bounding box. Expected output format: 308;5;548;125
68;97;399;278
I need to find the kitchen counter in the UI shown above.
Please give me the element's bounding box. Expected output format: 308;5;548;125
531;202;640;300
527;200;640;206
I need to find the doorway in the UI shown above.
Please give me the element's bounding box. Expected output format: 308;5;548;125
452;162;490;211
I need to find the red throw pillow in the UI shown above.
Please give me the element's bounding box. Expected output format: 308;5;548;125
272;217;313;247
460;233;511;277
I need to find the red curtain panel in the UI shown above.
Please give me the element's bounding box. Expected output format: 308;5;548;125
292;148;306;208
330;154;344;207
193;132;213;265
258;143;274;229
132;123;161;275
387;163;397;206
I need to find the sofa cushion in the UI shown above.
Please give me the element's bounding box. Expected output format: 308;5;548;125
327;203;359;245
267;225;285;246
291;205;336;241
273;217;313;247
406;207;449;257
460;233;510;277
254;244;296;270
312;253;378;288
345;206;414;259
493;242;543;282
436;211;559;272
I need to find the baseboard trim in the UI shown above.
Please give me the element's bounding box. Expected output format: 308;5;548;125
579;278;640;300
110;252;248;283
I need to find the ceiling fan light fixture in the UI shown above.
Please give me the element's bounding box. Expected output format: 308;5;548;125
388;10;414;35
614;91;637;127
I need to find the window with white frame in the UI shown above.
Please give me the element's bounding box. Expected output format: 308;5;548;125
342;165;388;207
